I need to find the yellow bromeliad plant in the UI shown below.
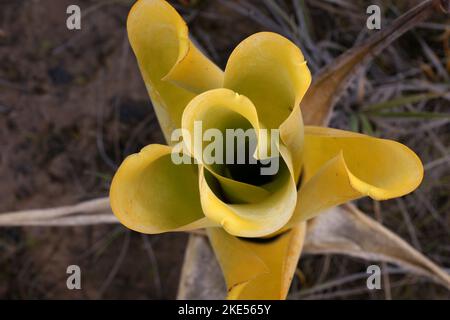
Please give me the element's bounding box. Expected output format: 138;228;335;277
110;0;423;299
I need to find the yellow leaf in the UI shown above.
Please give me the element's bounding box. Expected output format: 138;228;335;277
181;88;298;237
199;163;296;238
181;88;272;204
287;126;423;225
224;32;311;181
127;0;223;141
208;223;307;300
181;88;266;165
224;32;310;130
110;144;216;233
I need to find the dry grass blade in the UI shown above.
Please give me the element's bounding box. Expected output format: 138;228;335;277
0;214;118;227
301;0;449;126
0;197;114;226
304;204;450;289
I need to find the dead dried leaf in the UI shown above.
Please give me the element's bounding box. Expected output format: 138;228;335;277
177;235;226;300
304;204;450;289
